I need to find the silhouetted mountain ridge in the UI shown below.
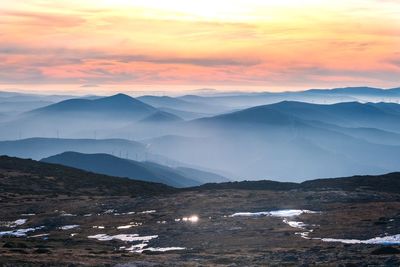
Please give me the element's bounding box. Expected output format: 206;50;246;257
41;152;228;187
194;172;400;193
0;138;146;160
140;111;182;123
2;155;400;195
29;93;156;118
0;155;175;196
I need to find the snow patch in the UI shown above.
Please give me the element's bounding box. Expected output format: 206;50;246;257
319;234;400;245
140;210;156;214
88;234;158;242
282;218;309;229
59;225;79;230
31;233;49;238
60;213;76;217
135;247;186;253
0;226;45;237
230;209;317;218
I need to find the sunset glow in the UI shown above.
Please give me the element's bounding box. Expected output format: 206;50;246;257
1;0;399;93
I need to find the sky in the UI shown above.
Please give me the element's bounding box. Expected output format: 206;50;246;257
1;0;399;94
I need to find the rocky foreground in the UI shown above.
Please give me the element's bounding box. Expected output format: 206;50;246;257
1;156;400;266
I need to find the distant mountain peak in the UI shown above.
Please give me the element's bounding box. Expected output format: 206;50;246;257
41;151;204;187
140;111;182;123
104;93;134;100
27;93;156;118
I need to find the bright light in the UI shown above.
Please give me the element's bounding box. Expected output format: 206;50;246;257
182;215;199;223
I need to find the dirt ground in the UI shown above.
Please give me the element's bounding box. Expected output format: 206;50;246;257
1;189;400;266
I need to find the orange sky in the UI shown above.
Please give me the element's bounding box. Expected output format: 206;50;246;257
1;0;399;93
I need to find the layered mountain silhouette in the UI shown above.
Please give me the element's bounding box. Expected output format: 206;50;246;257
29;93;156;119
144;101;400;181
196;172;400;194
140;111;183;123
0;94;179;139
0;138;147;160
138;95;230;115
2;155;399;196
265;101;400;132
0;155;175;196
2;88;400;182
41;152;228;187
177;87;400;108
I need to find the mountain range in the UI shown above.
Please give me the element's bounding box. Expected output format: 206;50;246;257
196;172;400;193
1;87;400;182
41;152;228;187
0;94;180;140
144;101;400;181
177;86;400;109
0;155;175;196
2;155;400;195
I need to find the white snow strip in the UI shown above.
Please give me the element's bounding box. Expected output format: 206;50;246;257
60;213;76;217
59;225;79;230
0;226;45;237
282;219;307;229
88;234;158;242
103;209;115;214
137;247;186;253
13;219;27;227
21;214;35;216
140;210;156;214
114;211;136;216
2;219;28;228
230;209;317;218
230;212;270;217
124;243;148;252
296;231;311;239
123;242;185;253
269;210;316;217
117;222;142;229
30;233;49;238
117;225;134;229
319;234;400;245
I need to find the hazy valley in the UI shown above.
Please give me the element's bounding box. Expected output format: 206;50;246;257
2;87;400;266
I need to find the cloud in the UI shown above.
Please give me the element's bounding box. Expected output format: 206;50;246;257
114;55;261;67
0;10;86;28
80;84;99;87
387;57;400;68
0;0;399;90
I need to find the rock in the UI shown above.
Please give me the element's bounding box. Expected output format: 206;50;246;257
384;256;400;266
3;242;16;248
371;247;400;255
34;248;51;254
374;221;387;225
282;255;298;262
3;242;28;248
9;248;29;254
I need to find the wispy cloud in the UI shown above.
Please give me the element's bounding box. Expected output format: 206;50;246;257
0;0;399;90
